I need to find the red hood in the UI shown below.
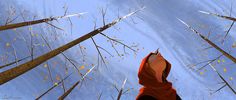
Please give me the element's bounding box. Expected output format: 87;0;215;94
136;53;176;100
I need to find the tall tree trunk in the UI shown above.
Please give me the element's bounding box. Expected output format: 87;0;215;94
199;11;236;21
0;13;85;31
0;8;144;85
178;19;236;63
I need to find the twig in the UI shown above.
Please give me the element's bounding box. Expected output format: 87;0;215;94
46;62;54;84
0;56;31;69
97;46;114;57
222;21;234;44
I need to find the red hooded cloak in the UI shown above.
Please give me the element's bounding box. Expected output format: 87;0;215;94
136;53;177;100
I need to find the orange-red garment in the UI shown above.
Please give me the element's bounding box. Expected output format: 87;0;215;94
136;53;177;100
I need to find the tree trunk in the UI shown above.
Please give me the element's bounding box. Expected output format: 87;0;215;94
0;13;84;31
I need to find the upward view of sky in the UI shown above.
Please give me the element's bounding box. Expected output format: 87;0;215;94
0;0;236;100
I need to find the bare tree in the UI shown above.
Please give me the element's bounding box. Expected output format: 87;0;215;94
178;19;236;63
178;18;236;95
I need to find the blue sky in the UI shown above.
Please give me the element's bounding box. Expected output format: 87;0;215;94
0;0;236;100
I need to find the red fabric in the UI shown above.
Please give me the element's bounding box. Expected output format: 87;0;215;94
136;53;176;100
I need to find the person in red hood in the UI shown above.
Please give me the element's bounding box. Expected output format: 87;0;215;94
136;50;181;100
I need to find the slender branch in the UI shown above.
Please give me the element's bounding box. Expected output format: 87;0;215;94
222;21;234;44
46;62;54;84
100;32;136;52
197;54;223;70
113;84;120;93
45;22;64;31
122;88;133;95
97;46;114;57
5;14;20;25
101;7;107;26
61;79;66;93
202;46;213;51
210;84;227;95
91;37;107;68
0;56;31;69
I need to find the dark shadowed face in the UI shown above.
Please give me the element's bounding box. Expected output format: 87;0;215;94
147;52;167;83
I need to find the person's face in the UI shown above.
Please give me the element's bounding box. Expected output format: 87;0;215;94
147;53;166;83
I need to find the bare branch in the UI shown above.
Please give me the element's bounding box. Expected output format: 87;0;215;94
61;79;66;93
0;56;30;69
45;22;64;31
101;7;107;26
210;84;227;95
112;84;120;93
100;32;136;52
97;46;114;57
46;62;54;84
197;55;223;70
91;37;107;68
222;21;234;44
